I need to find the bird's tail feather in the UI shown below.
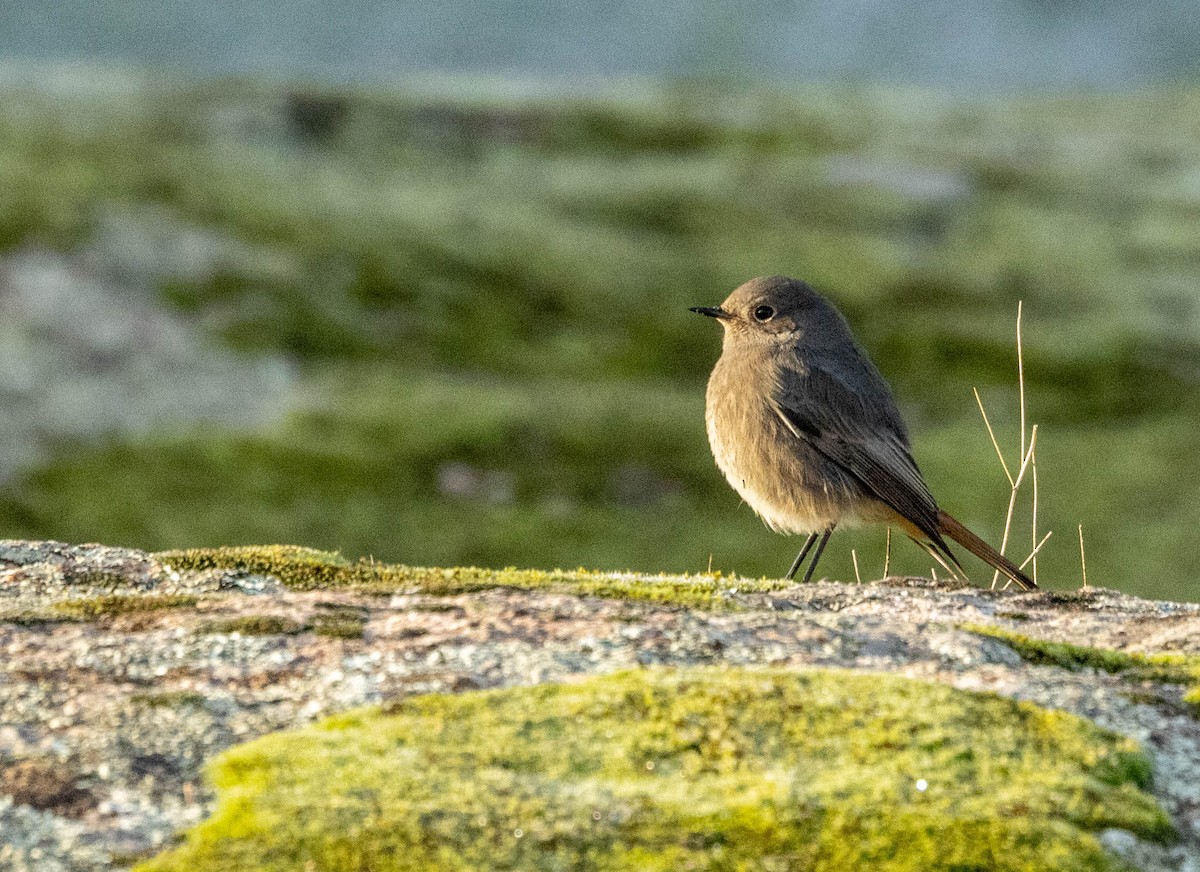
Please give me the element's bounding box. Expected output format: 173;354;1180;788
936;509;1037;590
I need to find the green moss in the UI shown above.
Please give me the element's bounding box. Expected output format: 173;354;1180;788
0;611;86;627
62;569;141;591
309;605;368;640
311;616;365;640
159;546;356;589
131;691;208;709
51;594;199;620
137;667;1171;872
196;611;368;639
157;545;790;608
109;850;160;868
965;624;1200;707
196;615;307;636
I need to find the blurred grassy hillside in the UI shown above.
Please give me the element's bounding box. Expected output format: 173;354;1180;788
0;72;1197;600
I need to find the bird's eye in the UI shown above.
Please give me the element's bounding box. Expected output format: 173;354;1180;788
753;305;775;321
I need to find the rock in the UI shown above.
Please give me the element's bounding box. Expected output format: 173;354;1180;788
0;539;1198;869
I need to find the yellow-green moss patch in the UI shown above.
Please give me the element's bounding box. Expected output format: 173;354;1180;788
966;624;1200;715
158;546;356;588
196;611;366;638
311;606;368;640
1185;687;1200;710
0;611;87;627
156;545;789;608
196;615;307;636
130;691;208;709
137;666;1171;872
51;594;199;620
310;618;364;639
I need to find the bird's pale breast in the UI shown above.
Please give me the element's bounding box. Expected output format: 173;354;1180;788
705;350;862;534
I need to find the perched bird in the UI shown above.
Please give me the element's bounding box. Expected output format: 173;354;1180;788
691;275;1036;590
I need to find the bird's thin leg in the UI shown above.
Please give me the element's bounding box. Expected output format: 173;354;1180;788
801;527;835;583
785;532;820;580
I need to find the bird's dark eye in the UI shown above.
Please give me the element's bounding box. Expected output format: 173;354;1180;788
753;305;775;321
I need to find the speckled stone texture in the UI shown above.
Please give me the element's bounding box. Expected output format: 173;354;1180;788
1;540;1198;871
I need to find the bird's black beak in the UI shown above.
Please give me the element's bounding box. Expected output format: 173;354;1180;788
690;306;732;319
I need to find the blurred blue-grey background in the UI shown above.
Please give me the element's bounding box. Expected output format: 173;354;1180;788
5;0;1200;88
1;1;1198;600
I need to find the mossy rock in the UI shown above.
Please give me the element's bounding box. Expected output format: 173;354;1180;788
157;544;789;608
966;623;1200;715
195;615;308;636
137;666;1172;872
51;593;199;620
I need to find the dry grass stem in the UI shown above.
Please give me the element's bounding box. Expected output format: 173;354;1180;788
974;388;1014;486
852;549;862;584
1078;524;1089;589
1017;531;1052;571
979;302;1049;589
927;542;961;580
883;528;891;577
1017;299;1026;462
1031;441;1040;585
992;424;1038;586
1001;529;1053;589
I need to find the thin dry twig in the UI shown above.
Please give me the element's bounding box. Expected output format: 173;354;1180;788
974;387;1014;487
883;528;891;577
980;301;1050;589
999;532;1052;590
1017;300;1026;462
1017;530;1052;571
1078;524;1089;589
1031;440;1039;585
852;549;862;584
992;424;1038;586
926;541;961;580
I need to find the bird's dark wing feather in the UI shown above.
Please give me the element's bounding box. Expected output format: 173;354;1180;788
772;360;946;546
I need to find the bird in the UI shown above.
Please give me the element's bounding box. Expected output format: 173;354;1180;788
691;274;1036;590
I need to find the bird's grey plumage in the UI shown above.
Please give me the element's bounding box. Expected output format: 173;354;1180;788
692;274;1035;589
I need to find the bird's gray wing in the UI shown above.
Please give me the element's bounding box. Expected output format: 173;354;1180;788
772;359;943;542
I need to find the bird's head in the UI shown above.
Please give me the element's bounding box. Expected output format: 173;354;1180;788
690;275;828;342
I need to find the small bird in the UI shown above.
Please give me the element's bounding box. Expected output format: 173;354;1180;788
691;275;1036;590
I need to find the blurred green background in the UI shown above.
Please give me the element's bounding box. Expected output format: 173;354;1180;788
0;70;1197;600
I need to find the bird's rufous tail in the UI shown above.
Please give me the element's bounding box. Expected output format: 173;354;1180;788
936;509;1037;590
